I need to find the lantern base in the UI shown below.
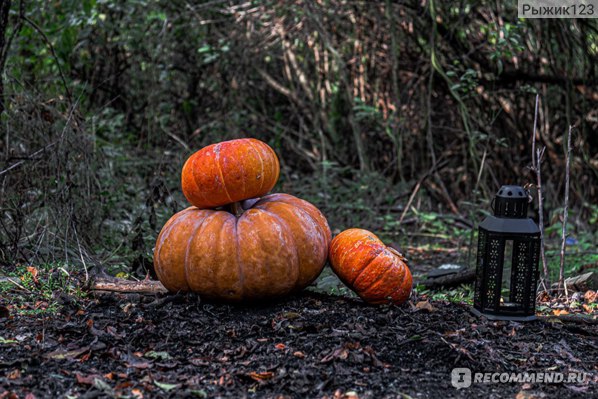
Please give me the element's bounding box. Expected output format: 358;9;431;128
470;307;537;322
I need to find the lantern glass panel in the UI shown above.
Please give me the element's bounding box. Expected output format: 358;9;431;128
501;240;514;307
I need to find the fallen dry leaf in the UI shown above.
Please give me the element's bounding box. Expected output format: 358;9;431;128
443;329;465;337
26;266;39;283
282;311;301;320
75;373;103;386
321;347;349;363
516;391;546;399
275;343;286;350
582;304;594;313
44;346;90;360
144;351;171;361
332;389;360;399
293;351;305;359
189;357;209;366
103;372;115;380
125;358;152;369
584;290;597;303
247;371;274;382
553;309;569;316
565;384;588;393
537;290;551;303
415;301;436;312
154;381;179;391
115;381;134;390
7;369;21;379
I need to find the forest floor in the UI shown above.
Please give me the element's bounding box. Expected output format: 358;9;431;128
1;249;596;399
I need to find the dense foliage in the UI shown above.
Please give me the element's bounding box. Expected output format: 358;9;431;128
0;0;596;275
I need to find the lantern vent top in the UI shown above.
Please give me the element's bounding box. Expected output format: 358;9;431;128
493;185;529;219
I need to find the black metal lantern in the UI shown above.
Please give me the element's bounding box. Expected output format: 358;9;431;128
473;185;541;321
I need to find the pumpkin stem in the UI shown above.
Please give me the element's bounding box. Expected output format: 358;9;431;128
387;247;407;263
227;201;245;218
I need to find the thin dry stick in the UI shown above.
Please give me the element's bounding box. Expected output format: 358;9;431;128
399;160;442;225
399;179;424;226
530;94;549;287
531;94;539;170
0;141;58;176
0;276;31;293
559;126;573;298
73;224;89;284
475;148;487;191
536;147;548;285
467;148;488;268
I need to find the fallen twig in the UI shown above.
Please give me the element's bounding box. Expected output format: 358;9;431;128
90;277;168;295
538;314;598;325
420;269;476;289
0;276;31;293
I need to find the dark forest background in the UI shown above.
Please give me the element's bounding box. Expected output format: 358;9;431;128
0;0;596;278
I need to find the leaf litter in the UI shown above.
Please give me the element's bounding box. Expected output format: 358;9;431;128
0;290;596;398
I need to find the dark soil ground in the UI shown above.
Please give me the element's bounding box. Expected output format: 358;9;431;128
1;286;596;399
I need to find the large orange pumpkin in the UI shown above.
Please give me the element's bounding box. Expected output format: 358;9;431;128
154;194;331;301
181;138;280;209
329;228;412;305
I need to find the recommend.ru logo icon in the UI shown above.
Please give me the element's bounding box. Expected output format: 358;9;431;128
451;368;472;389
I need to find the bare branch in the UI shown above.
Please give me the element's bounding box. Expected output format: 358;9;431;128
559;126;573;296
22;15;73;105
531;94;539;170
255;67;302;105
536;146;548;284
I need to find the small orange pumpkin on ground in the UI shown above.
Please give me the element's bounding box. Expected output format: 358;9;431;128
154;193;331;301
181;138;280;209
329;228;412;305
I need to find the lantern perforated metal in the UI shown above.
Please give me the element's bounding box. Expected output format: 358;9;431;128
472;185;541;321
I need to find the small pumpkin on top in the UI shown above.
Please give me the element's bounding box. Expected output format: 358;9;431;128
328;228;412;305
181;138;280;209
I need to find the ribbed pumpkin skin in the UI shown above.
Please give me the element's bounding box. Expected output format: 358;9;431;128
329;228;412;305
181;138;280;209
154;194;331;301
